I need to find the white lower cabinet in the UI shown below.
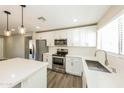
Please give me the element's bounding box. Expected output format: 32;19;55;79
43;53;52;69
82;71;87;88
21;68;47;88
13;67;47;88
66;56;83;76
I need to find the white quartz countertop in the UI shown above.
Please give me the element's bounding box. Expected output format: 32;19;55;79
0;58;48;88
66;54;83;57
82;56;124;88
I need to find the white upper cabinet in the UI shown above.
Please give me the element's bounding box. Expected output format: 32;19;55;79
53;30;67;39
67;26;96;47
46;32;54;46
34;32;54;46
80;29;87;46
53;31;60;39
34;26;96;47
66;29;73;46
34;33;46;40
59;30;67;39
86;27;96;47
34;33;40;39
66;28;80;46
80;26;96;47
72;30;80;46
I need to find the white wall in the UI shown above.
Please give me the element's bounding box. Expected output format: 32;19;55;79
0;38;4;59
49;46;96;56
97;5;124;74
98;5;124;29
4;35;25;58
107;54;124;74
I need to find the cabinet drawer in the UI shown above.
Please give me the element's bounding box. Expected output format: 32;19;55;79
67;57;82;62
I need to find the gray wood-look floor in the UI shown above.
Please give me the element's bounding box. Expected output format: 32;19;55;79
47;70;82;88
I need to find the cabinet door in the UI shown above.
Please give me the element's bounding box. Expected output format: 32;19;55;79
53;31;60;39
66;57;83;76
67;30;73;46
80;26;96;47
34;33;46;40
67;26;96;47
59;30;67;39
70;57;83;76
66;57;73;74
80;30;87;46
67;29;80;46
87;28;96;47
72;30;80;46
34;33;42;39
46;32;54;46
43;54;52;69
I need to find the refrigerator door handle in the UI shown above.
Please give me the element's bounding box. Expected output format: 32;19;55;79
32;44;34;59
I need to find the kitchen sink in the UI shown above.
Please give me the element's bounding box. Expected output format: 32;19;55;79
85;60;111;73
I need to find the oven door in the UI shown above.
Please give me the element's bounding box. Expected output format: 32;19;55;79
52;56;65;67
52;56;65;72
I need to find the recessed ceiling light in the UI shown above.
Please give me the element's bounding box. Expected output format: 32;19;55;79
73;19;78;22
11;28;15;31
36;26;40;29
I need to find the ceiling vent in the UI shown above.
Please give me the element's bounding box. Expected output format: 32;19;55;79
37;16;46;22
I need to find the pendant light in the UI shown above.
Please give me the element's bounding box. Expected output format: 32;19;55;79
4;11;11;36
19;5;26;34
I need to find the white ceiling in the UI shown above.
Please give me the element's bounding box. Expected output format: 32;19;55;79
0;5;110;35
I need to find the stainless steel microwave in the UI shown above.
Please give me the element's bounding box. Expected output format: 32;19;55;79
54;39;67;46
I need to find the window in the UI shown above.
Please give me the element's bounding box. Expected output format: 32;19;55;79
97;12;124;55
119;15;124;55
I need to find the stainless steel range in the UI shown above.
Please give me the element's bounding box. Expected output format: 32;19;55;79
52;49;68;73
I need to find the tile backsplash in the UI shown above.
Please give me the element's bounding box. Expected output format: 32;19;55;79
49;46;96;56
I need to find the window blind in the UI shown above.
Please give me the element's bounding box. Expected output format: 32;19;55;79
97;12;124;55
118;18;123;54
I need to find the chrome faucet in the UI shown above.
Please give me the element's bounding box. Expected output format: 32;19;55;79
94;50;109;66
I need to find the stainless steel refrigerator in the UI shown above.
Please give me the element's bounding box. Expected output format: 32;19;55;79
35;40;48;61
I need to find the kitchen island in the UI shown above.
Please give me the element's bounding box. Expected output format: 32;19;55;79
0;58;48;88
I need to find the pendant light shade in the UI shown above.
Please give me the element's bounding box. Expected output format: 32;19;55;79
4;30;11;36
19;5;26;34
19;26;26;34
4;11;11;36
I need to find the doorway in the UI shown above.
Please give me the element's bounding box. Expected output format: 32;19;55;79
25;36;34;59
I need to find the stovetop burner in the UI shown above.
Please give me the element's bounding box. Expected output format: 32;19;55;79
52;54;66;57
52;49;68;57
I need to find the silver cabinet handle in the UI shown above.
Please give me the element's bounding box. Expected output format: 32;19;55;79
32;44;34;58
